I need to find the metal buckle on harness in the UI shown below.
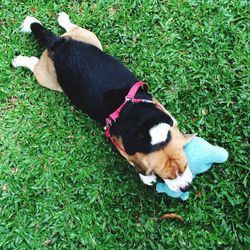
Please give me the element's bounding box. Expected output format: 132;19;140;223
104;118;111;131
125;97;133;102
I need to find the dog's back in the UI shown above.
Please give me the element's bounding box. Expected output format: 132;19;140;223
31;22;138;123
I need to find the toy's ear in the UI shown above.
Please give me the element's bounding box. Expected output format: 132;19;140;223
184;134;196;144
209;145;229;163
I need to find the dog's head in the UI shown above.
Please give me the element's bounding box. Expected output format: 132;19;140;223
128;126;194;192
112;104;194;192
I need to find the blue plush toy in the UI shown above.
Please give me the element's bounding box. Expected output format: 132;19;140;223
156;136;229;201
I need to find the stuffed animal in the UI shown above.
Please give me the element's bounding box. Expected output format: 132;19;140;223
156;136;229;201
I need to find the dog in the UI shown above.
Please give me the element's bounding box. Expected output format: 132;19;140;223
12;12;194;192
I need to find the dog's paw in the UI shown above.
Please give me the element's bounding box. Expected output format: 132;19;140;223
58;12;74;32
12;55;39;71
20;16;42;33
58;12;69;25
139;174;157;186
12;55;26;67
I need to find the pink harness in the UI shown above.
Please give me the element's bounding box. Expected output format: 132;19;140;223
104;81;164;153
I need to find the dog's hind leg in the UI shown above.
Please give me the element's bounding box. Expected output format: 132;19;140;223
57;12;103;51
12;55;39;72
57;12;76;32
12;53;63;92
33;50;63;92
12;16;63;92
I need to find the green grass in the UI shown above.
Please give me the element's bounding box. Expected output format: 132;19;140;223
0;0;249;249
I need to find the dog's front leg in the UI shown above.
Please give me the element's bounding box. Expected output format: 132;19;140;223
139;174;157;186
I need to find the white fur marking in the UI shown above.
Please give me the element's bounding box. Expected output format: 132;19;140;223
58;12;75;32
163;165;193;192
12;55;39;72
129;161;135;167
149;123;170;145
20;16;42;33
139;174;157;186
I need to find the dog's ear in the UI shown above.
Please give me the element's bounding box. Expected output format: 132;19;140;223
128;152;153;175
171;152;188;173
163;126;189;173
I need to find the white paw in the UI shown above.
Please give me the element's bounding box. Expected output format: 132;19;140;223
20;16;42;33
58;12;70;25
12;55;39;72
58;12;74;32
12;55;26;67
139;174;157;186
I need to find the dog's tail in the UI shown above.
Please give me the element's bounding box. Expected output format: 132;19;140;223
21;16;60;49
31;23;60;49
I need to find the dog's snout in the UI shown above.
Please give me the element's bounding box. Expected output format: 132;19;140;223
180;183;192;192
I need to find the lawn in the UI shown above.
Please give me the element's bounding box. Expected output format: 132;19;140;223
0;0;249;249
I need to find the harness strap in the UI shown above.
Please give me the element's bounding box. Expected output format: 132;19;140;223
104;81;165;154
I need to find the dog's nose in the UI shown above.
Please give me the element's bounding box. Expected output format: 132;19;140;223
180;183;192;192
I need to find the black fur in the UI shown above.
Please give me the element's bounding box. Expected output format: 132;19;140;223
111;102;173;154
31;22;174;155
31;23;60;48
